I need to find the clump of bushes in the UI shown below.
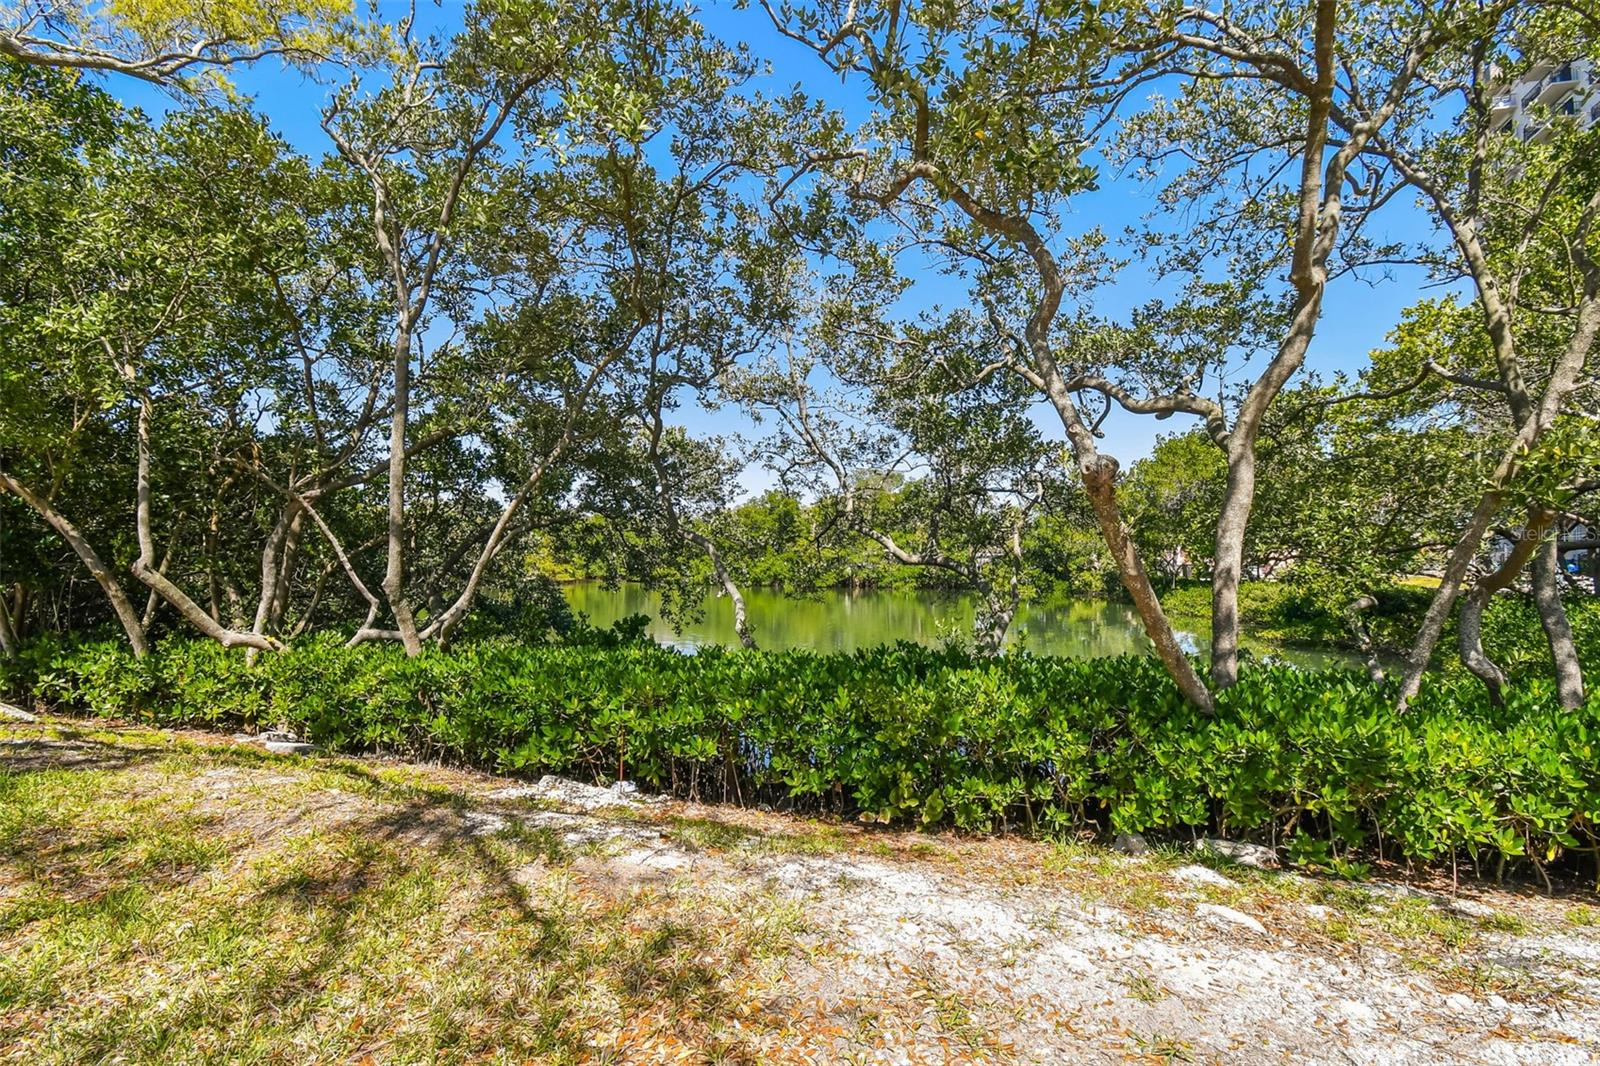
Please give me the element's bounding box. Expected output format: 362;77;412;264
1161;579;1600;671
4;636;1598;882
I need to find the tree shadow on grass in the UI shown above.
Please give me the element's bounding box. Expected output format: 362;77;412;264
0;730;176;773
322;761;779;1060
2;728;790;1062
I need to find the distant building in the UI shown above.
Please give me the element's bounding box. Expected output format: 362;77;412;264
1563;522;1599;597
1492;59;1599;142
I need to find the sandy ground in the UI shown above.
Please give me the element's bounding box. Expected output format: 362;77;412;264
471;778;1600;1065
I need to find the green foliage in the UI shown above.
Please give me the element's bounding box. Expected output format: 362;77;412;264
1161;579;1600;672
1123;430;1225;579
8;638;1600;877
1;0;364;89
1161;579;1433;649
1478;594;1600;682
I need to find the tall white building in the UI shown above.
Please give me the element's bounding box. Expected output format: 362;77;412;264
1492;58;1599;142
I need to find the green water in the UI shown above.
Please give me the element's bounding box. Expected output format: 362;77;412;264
561;582;1361;670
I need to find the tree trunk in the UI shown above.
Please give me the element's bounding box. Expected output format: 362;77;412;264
1456;508;1554;705
1457;585;1506;706
8;585;24;644
1344;593;1385;682
140;517;184;629
0;468;148;655
1533;535;1585;709
1209;289;1326;689
689;530;756;650
381;323;423;656
1398;491;1502;706
1210;450;1255;689
1211;0;1341;688
271;507;306;631
0;588;18;658
727;575;756;651
246;501;301;664
1081;455;1214;714
974;529;1023;656
974;585;1019;657
128;394;279;653
251;501;303;641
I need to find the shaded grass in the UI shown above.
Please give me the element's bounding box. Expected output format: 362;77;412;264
0;729;810;1065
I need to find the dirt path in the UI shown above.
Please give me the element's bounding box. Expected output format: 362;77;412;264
3;716;1598;1064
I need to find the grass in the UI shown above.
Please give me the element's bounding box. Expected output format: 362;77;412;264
1116;971;1168;1004
1132;1033;1195;1064
1435;960;1576;1006
663;814;847;858
0;724;813;1064
907;964;1006;1058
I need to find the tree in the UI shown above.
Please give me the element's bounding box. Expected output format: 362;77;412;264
1;0;357;86
737;303;1062;655
1;61;325;654
759;0;1223;704
1334;10;1600;707
0;59;147;652
1082;0;1555;694
321;0;778;654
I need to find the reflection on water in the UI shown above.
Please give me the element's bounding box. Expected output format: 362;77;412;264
561;582;1359;670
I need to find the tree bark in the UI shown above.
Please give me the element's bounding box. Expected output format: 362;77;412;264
1081;455;1215;713
1533;535;1586;709
128;394;280;653
246;501;305;664
1457;584;1506;705
1402;490;1503;704
270;506;306;633
974;584;1019;657
251;501;303;642
1208;0;1404;690
380;322;423;656
140;517;183;630
1456;508;1554;705
927;170;1213;709
1210;452;1254;690
974;525;1025;656
7;585;23;644
1344;594;1385;682
0;588;19;658
690;530;756;650
1211;0;1335;689
323;74;539;656
0;468;148;655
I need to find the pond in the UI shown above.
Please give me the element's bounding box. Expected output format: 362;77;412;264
560;582;1362;671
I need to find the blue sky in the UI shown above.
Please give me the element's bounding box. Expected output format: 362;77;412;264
103;0;1450;486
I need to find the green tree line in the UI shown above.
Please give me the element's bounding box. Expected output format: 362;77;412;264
2;0;1597;713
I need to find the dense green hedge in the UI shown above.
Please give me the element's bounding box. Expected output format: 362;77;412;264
4;637;1598;878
